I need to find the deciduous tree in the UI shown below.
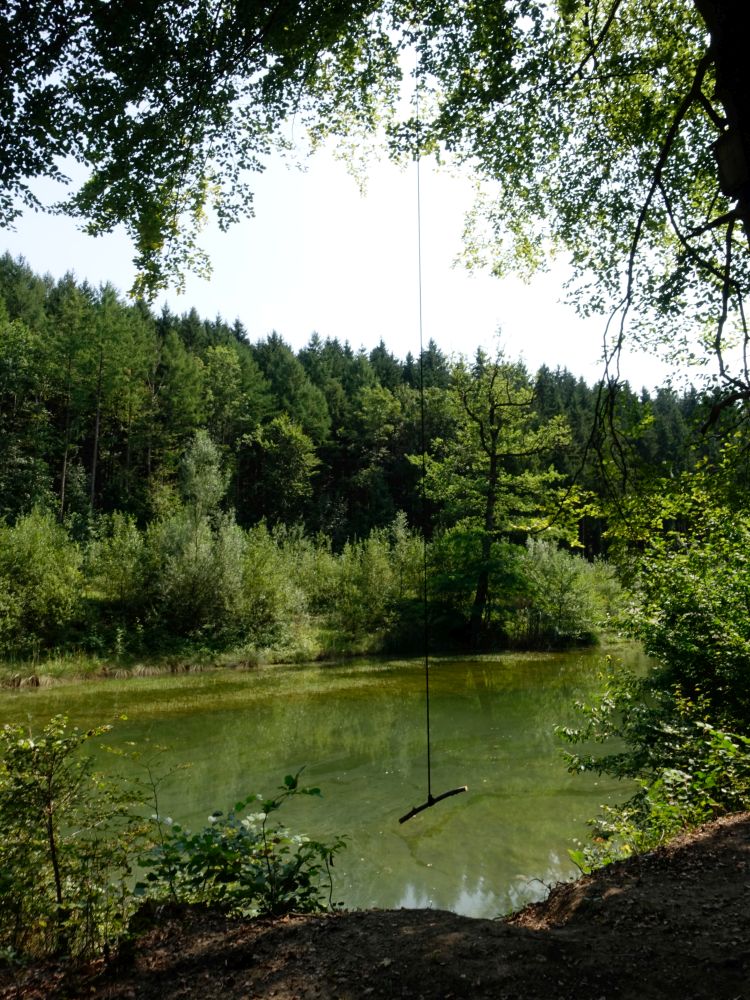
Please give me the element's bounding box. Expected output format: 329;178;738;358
424;351;570;646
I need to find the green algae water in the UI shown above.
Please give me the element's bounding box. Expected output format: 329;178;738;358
0;646;646;917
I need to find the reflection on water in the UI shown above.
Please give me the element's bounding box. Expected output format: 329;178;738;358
399;847;568;917
0;646;646;918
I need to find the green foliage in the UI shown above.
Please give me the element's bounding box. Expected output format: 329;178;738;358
0;261;658;661
636;511;750;724
144;509;245;639
423;354;570;534
4;3;745;404
428;528;524;643
2;4;402;295
239;523;309;646
201;343;268;449
323;516;423;645
0;508;83;654
0;716;144;958
0;319;53;518
610;459;750;724
242;415;319;526
252;335;331;445
560;451;750;867
419;351;574;646
141;433;249;640
279;526;339;617
180;429;228;517
87;512;146;609
0;716;347;960
0;256;705;561
563;678;750;870
508;539;621;648
138;772;346;917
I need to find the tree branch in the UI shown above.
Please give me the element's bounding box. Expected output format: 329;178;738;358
611;48;716;387
565;0;625;85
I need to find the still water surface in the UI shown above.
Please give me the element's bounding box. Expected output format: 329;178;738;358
0;646;647;917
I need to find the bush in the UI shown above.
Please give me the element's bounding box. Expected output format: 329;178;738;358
563;678;750;870
427;528;526;646
634;506;750;724
87;511;146;610
0;716;347;959
332;531;396;638
279;525;338;616
508;539;619;647
137;771;346;916
238;523;309;646
0;508;83;654
0;716;144;958
143;509;246;640
323;517;423;643
561;471;750;870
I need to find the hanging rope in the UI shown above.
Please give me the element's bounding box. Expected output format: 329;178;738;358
399;79;466;825
416;108;432;804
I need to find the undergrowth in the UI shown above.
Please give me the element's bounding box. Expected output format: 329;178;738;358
0;716;345;961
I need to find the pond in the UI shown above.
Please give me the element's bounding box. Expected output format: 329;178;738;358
0;645;647;918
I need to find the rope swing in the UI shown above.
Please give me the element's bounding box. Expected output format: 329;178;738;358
398;84;467;825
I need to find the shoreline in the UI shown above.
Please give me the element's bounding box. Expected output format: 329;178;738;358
3;811;748;1000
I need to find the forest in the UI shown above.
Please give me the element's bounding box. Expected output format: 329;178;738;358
0;252;710;665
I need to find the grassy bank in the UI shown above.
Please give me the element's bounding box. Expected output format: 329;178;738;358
0;626;399;687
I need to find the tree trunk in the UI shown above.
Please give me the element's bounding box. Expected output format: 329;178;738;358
469;562;490;649
45;779;69;954
124;383;132;502
89;346;103;510
469;437;499;649
695;0;750;248
59;357;72;520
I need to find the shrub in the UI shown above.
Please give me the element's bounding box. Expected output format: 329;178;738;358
0;715;347;959
138;771;346;916
277;525;338;616
428;528;525;645
563;679;750;870
181;429;228;517
332;530;396;638
564;466;750;870
324;517;423;642
0;716;144;958
143;509;246;639
508;538;617;647
0;508;83;654
237;522;309;645
634;507;750;724
86;511;146;610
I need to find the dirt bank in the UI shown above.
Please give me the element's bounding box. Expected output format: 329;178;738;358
3;812;749;1000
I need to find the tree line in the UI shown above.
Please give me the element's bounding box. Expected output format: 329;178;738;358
0;253;707;538
0;253;718;660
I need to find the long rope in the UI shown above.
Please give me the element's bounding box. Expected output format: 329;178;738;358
398;84;467;825
415;111;432;803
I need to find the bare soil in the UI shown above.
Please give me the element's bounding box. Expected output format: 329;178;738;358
2;812;749;1000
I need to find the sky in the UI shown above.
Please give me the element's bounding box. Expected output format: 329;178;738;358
2;147;674;389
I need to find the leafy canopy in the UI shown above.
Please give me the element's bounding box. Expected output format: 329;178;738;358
1;0;401;295
6;0;746;394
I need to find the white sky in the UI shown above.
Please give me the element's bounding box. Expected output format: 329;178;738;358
2;147;674;389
